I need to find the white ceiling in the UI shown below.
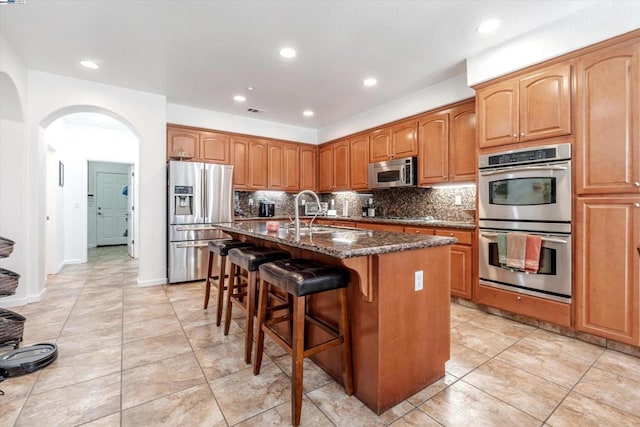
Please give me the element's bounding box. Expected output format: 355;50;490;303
0;0;598;129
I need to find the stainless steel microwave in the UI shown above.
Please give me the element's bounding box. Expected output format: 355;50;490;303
368;157;417;189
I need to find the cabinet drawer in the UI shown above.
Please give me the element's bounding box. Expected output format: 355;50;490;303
435;229;472;245
404;226;435;235
476;283;571;327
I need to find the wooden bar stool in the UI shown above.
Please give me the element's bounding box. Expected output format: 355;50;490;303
253;258;353;426
204;239;255;327
226;246;290;364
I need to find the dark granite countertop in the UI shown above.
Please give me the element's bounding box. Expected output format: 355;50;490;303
216;220;456;259
234;215;475;230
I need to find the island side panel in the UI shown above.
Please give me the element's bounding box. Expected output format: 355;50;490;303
376;245;451;413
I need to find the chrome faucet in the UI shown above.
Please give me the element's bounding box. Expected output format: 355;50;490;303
294;189;321;240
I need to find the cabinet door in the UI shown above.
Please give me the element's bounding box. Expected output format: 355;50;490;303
350;135;369;190
369;128;392;162
318;145;334;192
519;63;571;142
249;140;268;189
450;244;472;299
449;102;477;182
477;79;518;148
230;137;250;189
391;120;418;158
267;141;285;190
283;143;300;191
300;145;317;192
418;112;449;185
200;131;230;164
576;41;640;195
333;140;350;190
575;197;640;345
167;127;199;160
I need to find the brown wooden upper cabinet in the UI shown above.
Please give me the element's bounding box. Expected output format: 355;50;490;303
231;137;268;190
477;63;571;148
299;145;318;192
319;140;350;192
369;120;418;162
575;40;640;195
266;141;300;191
167;126;231;164
350;135;370;190
418;100;476;185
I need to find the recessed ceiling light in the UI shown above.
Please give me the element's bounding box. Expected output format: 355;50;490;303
303;110;314;117
247;86;255;91
363;77;377;87
233;95;246;102
279;47;296;58
477;19;501;33
80;60;99;69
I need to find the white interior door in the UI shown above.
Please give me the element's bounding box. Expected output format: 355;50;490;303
96;172;128;246
127;165;135;257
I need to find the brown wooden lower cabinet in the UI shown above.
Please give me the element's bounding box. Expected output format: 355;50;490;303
575;196;640;345
356;222;405;233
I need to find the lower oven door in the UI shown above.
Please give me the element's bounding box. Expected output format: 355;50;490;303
478;229;571;303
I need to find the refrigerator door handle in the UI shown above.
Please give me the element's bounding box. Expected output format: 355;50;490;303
176;242;209;249
203;168;208;219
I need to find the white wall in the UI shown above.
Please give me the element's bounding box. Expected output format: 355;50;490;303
167;103;317;144
467;1;640;86
318;74;474;142
46;118;137;257
24;71;167;297
0;34;33;306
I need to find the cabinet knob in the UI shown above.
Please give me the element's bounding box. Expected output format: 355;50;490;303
449;233;454;236
634;181;640;187
513;134;518;138
520;132;525;137
635;202;640;208
516;296;522;301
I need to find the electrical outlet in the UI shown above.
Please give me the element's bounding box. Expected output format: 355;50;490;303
454;195;462;205
248;199;254;206
301;199;306;205
415;270;423;291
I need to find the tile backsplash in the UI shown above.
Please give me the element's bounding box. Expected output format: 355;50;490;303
236;185;476;222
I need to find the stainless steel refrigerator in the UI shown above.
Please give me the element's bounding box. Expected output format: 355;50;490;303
167;160;234;283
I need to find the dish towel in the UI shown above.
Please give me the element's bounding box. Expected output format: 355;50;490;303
524;234;542;273
506;233;527;270
497;233;507;266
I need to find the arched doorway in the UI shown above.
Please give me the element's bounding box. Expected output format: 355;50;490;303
43;108;139;275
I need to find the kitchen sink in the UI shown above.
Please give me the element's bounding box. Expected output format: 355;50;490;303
288;226;339;235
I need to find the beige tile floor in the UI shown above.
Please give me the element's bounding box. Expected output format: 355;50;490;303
1;245;640;426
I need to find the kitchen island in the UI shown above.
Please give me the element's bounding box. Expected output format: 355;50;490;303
215;220;456;414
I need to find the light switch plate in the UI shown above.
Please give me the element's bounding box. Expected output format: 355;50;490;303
454;195;462;205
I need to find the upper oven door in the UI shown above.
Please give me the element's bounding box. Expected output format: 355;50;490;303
478;160;571;223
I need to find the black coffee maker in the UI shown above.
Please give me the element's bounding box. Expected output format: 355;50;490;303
258;200;275;217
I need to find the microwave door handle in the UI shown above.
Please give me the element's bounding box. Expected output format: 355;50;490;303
400;166;406;184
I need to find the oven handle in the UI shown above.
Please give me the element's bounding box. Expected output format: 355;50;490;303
479;165;568;176
480;232;568;244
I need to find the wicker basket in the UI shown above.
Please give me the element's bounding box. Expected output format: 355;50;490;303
0;308;25;349
0;236;15;258
0;268;20;296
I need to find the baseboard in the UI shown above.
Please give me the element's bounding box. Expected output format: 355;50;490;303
0;287;47;308
136;277;167;287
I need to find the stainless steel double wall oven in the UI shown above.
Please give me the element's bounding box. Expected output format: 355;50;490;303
477;143;572;303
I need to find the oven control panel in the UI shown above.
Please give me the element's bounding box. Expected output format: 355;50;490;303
479;143;571;169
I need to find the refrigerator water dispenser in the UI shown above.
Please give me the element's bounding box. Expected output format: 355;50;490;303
174;185;193;215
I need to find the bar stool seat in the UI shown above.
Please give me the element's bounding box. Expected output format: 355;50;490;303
254;258;353;426
204;239;255;327
225;246;290;364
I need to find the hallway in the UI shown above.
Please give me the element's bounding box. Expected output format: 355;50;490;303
1;246;640;426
